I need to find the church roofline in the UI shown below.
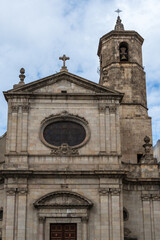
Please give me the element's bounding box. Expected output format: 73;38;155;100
3;70;123;101
97;30;144;56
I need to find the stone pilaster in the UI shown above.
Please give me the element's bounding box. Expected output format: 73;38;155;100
5;188;16;240
109;106;117;153
152;195;160;240
141;194;153;240
10;105;18;152
17;188;27;240
110;188;122;240
105;106;110;154
99;188;109;240
98;104;106;154
81;217;88;240
39;217;45;240
21;105;29;152
17;106;22;152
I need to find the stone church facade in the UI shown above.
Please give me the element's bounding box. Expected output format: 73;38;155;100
0;17;160;240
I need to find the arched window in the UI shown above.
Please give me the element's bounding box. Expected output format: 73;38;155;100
119;42;128;62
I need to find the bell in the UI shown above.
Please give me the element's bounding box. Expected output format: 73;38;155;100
121;54;127;60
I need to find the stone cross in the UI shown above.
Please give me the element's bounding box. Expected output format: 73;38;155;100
115;9;122;16
59;54;70;69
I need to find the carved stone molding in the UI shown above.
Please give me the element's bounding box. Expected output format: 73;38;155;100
51;144;79;156
41;111;88;125
99;188;109;196
40;111;90;150
34;191;93;209
109;105;116;114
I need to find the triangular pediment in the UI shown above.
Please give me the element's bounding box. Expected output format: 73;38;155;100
34;191;93;209
4;71;122;96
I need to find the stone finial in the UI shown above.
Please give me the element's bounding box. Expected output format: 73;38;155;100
114;16;124;31
19;68;25;84
140;136;157;164
13;68;26;88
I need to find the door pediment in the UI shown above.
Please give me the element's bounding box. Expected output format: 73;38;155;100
34;191;93;209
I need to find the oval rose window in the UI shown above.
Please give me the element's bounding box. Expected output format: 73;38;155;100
43;120;86;147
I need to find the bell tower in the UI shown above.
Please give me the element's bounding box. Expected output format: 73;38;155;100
97;16;152;163
98;16;147;107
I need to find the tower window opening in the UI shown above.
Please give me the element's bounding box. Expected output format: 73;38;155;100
119;42;128;62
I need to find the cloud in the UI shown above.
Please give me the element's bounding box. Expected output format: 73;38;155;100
0;0;160;145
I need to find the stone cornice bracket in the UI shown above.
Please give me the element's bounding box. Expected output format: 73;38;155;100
98;103;106;113
109;105;117;114
99;188;110;196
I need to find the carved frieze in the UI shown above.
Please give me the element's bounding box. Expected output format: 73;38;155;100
51;144;79;156
110;188;121;196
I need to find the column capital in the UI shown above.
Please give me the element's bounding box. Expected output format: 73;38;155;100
98;103;106;113
39;216;46;223
81;217;88;223
141;194;151;201
11;105;19;113
6;188;16;196
99;188;110;196
152;194;160;201
109;105;116;114
22;104;30;113
110;188;121;196
18;188;28;195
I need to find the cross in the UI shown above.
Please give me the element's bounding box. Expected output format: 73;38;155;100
59;54;70;68
115;9;122;16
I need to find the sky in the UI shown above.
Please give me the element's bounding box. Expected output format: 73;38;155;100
0;0;160;145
